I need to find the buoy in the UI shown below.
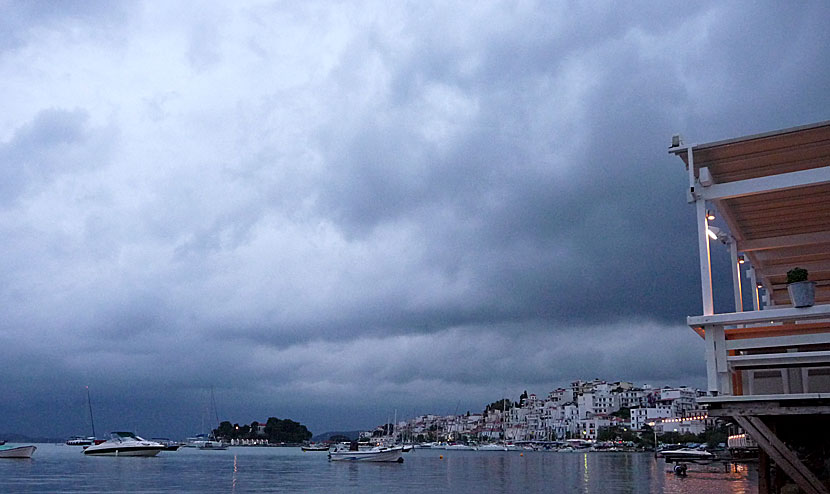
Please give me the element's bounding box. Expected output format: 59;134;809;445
520;453;523;457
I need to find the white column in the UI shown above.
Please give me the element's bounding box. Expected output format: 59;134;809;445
730;240;743;312
696;199;714;316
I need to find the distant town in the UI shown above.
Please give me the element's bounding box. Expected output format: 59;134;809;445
358;379;719;446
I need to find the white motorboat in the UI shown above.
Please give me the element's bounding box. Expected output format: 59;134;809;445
478;443;508;451
198;439;228;450
83;432;164;457
659;448;714;463
328;444;404;462
66;436;96;446
445;443;475;450
0;445;36;458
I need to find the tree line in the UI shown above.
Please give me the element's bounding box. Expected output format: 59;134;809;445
213;417;312;443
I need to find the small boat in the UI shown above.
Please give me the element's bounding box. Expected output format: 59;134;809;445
478;443;508;451
301;443;329;452
184;434;227;449
0;445;36;458
445;443;475;450
328;444;404;462
83;432;164;457
152;438;183;451
66;436;95;446
659;448;715;463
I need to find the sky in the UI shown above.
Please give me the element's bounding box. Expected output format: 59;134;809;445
1;1;829;440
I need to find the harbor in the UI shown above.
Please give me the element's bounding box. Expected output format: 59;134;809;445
0;443;755;493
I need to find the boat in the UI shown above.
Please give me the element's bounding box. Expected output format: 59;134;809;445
478;443;508;451
328;444;404;462
68;386;100;446
301;443;330;452
66;436;94;446
659;448;715;463
198;438;228;450
152;438;183;451
445;443;475;450
0;445;36;458
184;433;227;449
82;432;164;456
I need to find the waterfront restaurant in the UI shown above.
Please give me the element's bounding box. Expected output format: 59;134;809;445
670;121;830;494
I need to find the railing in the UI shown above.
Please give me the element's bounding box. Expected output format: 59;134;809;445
688;304;830;397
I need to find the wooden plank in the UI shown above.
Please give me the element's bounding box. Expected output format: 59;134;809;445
728;350;830;368
732;415;828;494
725;322;830;341
726;332;830;351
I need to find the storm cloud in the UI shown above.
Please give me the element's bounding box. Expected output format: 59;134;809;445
1;1;829;438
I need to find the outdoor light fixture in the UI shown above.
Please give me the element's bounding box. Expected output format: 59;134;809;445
738;255;746;264
707;226;720;240
757;283;764;289
706;210;716;221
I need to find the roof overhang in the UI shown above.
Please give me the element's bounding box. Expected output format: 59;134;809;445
672;121;830;306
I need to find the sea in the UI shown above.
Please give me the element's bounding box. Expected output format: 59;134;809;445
0;444;756;493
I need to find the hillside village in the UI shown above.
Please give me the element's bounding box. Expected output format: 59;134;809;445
365;379;712;443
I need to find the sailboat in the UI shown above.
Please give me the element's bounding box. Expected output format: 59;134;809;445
197;387;228;450
67;386;99;446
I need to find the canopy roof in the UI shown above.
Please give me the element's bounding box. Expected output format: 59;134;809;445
673;121;830;307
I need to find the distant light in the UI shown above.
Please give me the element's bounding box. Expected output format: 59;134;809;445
706;210;716;221
738;255;746;264
757;283;764;289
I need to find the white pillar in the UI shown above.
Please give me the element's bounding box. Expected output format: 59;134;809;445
730;240;743;312
696;199;714;316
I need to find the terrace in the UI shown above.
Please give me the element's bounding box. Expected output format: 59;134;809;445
670;121;830;494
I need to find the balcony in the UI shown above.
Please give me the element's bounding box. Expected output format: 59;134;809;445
671;121;830;400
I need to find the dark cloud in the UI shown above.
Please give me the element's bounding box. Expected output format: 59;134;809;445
0;1;829;439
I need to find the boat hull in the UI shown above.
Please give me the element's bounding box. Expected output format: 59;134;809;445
329;446;404;462
83;446;162;456
0;445;37;458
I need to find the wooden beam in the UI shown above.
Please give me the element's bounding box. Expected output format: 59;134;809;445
732;415;828;494
701;166;830;201
738;231;830;252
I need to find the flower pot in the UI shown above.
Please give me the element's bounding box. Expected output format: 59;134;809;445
787;281;816;308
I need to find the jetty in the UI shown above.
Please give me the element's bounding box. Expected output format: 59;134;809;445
670;121;830;494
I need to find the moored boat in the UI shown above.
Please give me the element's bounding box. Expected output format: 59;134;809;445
328;444;404;462
83;432;164;457
0;445;36;458
152;438;183;451
66;436;95;446
478;443;508;451
659;448;714;463
301;443;329;452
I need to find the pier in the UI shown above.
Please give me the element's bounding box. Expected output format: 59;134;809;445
671;121;830;494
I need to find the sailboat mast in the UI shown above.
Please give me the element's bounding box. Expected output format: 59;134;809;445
86;386;96;438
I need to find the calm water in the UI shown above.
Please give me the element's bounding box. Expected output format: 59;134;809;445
0;444;756;493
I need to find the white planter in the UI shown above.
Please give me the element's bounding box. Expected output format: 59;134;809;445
787;281;816;308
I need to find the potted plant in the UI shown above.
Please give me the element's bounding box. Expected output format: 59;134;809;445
786;267;815;308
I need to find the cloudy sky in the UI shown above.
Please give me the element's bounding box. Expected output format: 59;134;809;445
1;1;829;439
